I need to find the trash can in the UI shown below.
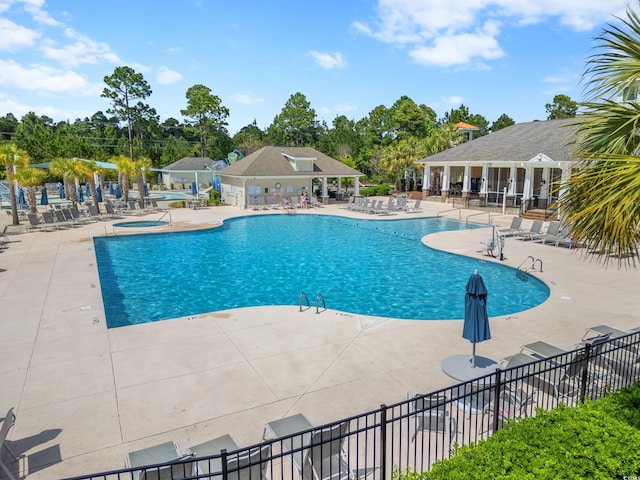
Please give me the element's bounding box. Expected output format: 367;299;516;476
533;196;539;208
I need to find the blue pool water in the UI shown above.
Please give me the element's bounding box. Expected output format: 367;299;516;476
94;215;550;328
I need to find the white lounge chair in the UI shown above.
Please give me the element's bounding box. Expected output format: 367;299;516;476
498;217;523;237
0;408;18;480
189;434;271;480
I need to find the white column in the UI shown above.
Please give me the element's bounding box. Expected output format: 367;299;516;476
541;168;549;197
508;166;516;196
522;167;533;202
442;165;451;192
423;166;432;190
480;165;489;194
462;164;470;193
337;178;343;194
354;177;360;196
322;177;328;198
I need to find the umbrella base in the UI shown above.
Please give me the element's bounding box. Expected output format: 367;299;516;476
441;354;499;382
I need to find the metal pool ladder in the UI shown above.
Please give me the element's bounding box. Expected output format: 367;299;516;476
299;291;327;314
516;256;543;281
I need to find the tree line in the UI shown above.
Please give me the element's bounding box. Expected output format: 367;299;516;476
0;64;577;185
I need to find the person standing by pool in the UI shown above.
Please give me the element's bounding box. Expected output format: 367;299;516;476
302;192;309;208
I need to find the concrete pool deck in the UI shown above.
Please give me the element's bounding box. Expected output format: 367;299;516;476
1;200;639;479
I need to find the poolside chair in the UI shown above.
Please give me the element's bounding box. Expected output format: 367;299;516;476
0;225;10;246
188;434;271;480
26;213;48;232
480;382;537;433
53;208;80;227
124;440;194;480
478;237;496;257
407;393;457;445
514;220;543;241
311;196;323;208
0;408;18;480
530;221;561;243
497;217;523;237
406;199;422;213
263;414;355;480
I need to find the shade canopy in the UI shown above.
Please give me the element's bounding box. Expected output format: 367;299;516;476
462;271;491;367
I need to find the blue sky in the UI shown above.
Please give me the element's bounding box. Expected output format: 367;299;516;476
0;0;631;136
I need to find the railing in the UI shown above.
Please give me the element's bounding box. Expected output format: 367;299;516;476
436;207;462;219
299;291;310;312
315;293;326;314
158;210;172;225
465;211;491;224
64;331;640;480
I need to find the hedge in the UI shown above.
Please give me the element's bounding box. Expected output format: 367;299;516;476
394;382;640;480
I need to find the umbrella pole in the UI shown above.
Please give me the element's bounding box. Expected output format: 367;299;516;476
471;343;476;368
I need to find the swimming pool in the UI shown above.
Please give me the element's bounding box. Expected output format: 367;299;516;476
94;215;550;328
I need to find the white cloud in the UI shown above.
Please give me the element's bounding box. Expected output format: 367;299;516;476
354;0;628;68
39;28;119;67
0;59;99;95
167;46;182;53
308;51;347;69
231;92;264;105
0;17;40;50
409;20;504;67
441;96;464;108
156;66;182;85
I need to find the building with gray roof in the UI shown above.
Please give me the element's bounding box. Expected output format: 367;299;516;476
417;119;579;210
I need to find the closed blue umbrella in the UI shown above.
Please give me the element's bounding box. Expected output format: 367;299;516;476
191;181;197;195
17;187;26;206
40;187;49;206
77;185;84;203
108;182;115;196
114;183;122;199
58;182;65;199
96;185;103;203
143;183;148;197
86;184;91;197
462;270;491;368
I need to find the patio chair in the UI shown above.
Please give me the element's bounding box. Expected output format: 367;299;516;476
478;237;496;257
406;199;422;213
263;414;354;480
497;217;523;237
530;221;561;243
124;440;194;480
407;392;457;445
514;220;543;241
0;407;18;480
26;212;49;232
480;383;537;433
188;434;271;480
1;224;10;244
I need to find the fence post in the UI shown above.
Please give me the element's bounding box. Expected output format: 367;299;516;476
491;369;503;434
379;404;387;480
579;343;592;403
221;449;228;480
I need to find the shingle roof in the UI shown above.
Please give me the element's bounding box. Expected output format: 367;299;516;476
218;146;363;177
164;157;214;171
420;119;579;164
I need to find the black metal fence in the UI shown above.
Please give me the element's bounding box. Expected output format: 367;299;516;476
64;330;640;480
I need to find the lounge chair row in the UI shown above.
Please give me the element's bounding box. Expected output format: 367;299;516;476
498;218;577;248
346;197;422;215
500;325;640;401
249;195;324;211
125;413;357;480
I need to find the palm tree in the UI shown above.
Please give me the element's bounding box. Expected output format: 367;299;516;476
49;157;79;208
0;143;30;225
76;160;102;213
558;6;640;266
112;154;134;203
131;156;152;207
15;167;47;213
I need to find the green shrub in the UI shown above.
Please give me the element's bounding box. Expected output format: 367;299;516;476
395;383;640;480
360;184;391;197
168;200;185;208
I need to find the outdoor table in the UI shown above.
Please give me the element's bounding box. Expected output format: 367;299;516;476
441;354;499;383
